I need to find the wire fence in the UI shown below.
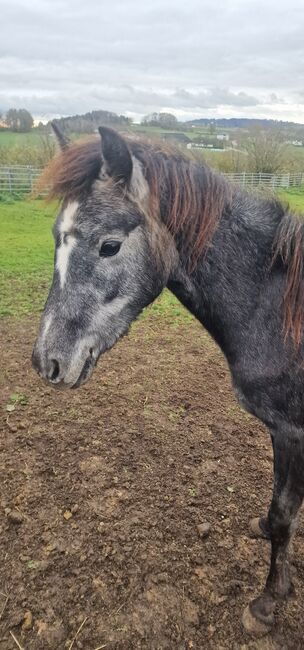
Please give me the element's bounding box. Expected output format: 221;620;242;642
1;165;304;195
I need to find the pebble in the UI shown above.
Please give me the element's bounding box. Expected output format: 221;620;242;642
22;610;33;631
197;522;211;538
63;510;73;520
7;509;24;525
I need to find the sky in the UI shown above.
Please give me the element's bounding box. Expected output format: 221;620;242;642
1;0;304;123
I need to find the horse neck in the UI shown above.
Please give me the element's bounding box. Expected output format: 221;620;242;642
166;188;281;359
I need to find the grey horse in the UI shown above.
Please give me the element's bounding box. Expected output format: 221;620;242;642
32;125;304;636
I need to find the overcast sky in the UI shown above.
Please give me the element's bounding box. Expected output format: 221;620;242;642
1;0;304;123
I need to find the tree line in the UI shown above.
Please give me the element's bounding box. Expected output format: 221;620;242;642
0;109;34;132
50;110;132;134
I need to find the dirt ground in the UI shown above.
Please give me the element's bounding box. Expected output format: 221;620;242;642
1;312;304;650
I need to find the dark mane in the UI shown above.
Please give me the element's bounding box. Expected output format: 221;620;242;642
38;134;304;346
273;213;304;347
37;135;231;266
131;140;232;266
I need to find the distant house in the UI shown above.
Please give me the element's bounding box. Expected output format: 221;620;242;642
187;143;206;149
216;133;229;141
291;140;303;147
186;142;223;150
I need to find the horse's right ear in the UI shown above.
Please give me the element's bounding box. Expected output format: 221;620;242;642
51;121;70;151
99;126;133;185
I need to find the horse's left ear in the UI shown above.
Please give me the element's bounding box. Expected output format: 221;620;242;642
99;127;133;185
51;121;70;151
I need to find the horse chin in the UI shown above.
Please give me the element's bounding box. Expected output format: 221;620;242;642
71;326;131;389
71;355;97;389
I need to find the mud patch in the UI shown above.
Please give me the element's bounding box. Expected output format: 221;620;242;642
0;314;304;649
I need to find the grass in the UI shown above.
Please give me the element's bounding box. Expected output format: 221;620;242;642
1;189;304;319
0;199;56;316
278;187;304;212
0;131;45;147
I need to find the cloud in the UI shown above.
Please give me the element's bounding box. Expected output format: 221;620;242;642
1;0;304;122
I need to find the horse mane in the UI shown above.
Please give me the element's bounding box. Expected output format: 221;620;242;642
37;135;231;266
273;214;304;347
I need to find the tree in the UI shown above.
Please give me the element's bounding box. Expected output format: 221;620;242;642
141;112;159;126
141;112;178;129
158;113;178;129
245;128;286;174
5;108;34;133
19;109;34;132
5;108;18;131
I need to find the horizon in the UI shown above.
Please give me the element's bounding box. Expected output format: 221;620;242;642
31;114;304;127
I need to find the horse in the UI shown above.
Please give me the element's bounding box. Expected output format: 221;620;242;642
32;124;304;637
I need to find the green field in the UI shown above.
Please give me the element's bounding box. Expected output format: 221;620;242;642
1;190;304;319
0;131;45;147
0;125;214;146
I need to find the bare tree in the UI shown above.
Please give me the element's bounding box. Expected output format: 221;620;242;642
245;127;286;174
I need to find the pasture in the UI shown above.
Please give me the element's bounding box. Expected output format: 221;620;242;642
1;192;304;649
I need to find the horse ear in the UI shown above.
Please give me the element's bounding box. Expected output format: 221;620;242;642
98;127;132;185
51;121;70;151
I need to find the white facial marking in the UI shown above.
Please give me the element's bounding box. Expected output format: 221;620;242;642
57;201;79;289
40;314;53;348
59;201;79;234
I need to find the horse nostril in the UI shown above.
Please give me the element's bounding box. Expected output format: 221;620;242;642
50;359;60;381
89;347;93;357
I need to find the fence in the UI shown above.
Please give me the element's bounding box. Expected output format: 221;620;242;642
1;165;304;195
0;166;42;195
224;171;304;188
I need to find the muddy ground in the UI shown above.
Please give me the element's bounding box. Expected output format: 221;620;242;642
0;312;304;650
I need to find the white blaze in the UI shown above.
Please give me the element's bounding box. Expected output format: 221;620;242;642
38;314;53;350
56;201;79;289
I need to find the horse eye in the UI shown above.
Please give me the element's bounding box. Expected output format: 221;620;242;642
99;240;121;257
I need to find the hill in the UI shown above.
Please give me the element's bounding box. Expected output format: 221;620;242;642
186;117;304;129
